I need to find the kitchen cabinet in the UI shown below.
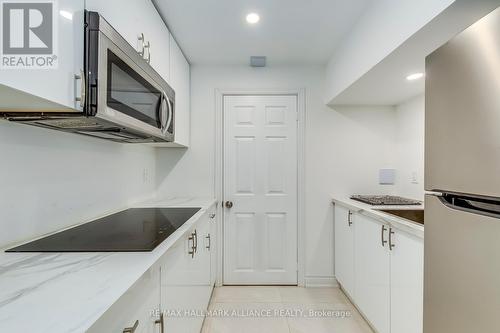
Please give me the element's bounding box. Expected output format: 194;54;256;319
160;207;215;333
334;203;424;333
88;263;162;333
334;204;355;298
208;207;218;286
166;34;191;147
390;229;424;333
0;0;85;110
85;0;170;81
354;214;391;333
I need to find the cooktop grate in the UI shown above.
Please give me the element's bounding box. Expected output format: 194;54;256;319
350;195;422;206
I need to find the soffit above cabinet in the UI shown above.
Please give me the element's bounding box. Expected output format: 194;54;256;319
329;0;500;107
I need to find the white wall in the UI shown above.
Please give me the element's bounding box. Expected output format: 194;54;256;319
157;65;399;283
324;0;454;104
0;122;156;249
395;95;425;200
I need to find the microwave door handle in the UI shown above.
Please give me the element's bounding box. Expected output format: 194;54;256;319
157;93;164;129
165;96;173;131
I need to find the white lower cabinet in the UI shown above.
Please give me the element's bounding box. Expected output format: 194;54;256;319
160;210;214;332
88;264;161;333
334;204;355;297
354;214;391;333
334;204;424;333
207;207;218;286
390;229;424;333
90;205;216;333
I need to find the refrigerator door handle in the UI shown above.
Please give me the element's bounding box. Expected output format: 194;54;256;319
439;193;500;219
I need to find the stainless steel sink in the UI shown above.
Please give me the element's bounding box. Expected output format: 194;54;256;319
376;209;424;225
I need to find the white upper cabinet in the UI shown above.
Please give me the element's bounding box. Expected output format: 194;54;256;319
85;0;170;81
334;205;355;298
167;34;190;147
0;0;85;110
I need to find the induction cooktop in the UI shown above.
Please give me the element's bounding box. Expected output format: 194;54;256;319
6;207;201;252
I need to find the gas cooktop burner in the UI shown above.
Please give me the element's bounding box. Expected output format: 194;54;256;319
6;207;201;252
350;195;422;206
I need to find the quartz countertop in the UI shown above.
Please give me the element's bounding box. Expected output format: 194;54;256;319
331;195;424;238
0;197;217;333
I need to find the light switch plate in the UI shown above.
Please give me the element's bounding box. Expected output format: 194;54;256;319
379;169;396;185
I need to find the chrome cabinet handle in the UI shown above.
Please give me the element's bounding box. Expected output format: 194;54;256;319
123;320;139;333
155;313;164;333
193;229;198;253
188;232;195;258
347;211;353;226
225;201;233;208
389;228;396;250
381;225;388;247
74;69;85;108
144;41;151;63
206;234;211;250
138;33;145;56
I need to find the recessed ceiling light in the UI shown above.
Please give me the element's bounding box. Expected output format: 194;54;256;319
246;13;260;24
406;73;424;81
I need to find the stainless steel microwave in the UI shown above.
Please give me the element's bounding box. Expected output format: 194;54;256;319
1;11;174;143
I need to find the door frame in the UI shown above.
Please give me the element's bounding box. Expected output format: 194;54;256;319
214;89;306;287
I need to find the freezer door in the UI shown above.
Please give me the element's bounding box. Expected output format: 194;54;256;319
425;7;500;197
424;194;500;333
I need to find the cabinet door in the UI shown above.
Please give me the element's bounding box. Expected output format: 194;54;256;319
146;14;170;81
161;221;211;333
0;0;85;109
85;0;170;80
208;208;218;286
86;0;151;50
334;205;355;297
88;264;161;333
169;34;190;147
197;214;214;304
390;229;424;333
354;214;390;333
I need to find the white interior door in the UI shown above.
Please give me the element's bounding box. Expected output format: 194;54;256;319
223;95;298;285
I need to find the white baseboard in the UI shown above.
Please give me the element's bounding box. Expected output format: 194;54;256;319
304;276;339;288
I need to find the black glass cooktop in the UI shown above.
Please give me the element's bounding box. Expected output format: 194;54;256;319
6;207;201;252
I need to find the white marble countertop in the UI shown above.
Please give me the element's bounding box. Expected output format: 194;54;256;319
331;195;424;238
0;197;217;333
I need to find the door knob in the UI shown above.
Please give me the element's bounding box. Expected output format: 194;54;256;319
225;201;233;208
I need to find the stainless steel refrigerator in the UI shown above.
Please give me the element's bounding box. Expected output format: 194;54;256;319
424;6;500;333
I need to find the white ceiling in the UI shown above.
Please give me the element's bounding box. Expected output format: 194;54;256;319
153;0;374;65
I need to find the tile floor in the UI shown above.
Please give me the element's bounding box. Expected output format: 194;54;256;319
201;286;373;333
